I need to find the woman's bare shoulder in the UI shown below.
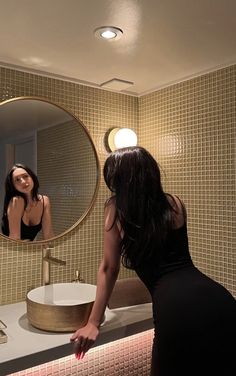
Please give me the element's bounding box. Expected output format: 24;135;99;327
105;196;115;206
40;194;50;205
166;194;186;228
8;196;25;213
104;197;118;230
10;196;24;206
104;196;116;213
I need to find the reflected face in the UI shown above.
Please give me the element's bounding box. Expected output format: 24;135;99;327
12;168;34;194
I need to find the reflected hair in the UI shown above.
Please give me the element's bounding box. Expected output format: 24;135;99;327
103;146;175;269
1;164;39;235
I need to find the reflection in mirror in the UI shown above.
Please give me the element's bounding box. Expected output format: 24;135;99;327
0;97;99;243
1;163;55;241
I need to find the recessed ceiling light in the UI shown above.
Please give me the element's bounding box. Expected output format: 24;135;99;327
94;26;123;40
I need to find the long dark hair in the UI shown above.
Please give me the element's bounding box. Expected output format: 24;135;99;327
1;164;39;235
103;146;175;269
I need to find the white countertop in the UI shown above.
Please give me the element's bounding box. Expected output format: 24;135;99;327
0;301;153;375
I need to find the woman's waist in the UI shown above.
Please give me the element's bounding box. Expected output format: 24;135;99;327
135;259;194;293
156;259;194;278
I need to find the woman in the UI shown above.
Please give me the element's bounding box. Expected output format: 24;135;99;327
1;163;54;241
71;147;235;375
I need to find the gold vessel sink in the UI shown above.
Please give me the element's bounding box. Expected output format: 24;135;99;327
26;283;96;332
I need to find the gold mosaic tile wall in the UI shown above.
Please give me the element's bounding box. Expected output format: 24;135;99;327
0;64;235;305
0;63;235;376
0;66;138;305
139;64;236;296
37;119;97;237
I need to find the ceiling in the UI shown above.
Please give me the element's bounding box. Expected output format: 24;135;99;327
0;0;236;96
0;99;72;139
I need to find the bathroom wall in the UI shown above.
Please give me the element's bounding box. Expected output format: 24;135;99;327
37;119;97;237
0;66;138;305
139;64;236;296
0;63;235;306
1;64;235;376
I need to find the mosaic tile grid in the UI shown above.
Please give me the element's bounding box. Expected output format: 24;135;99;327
0;63;235;376
0;66;138;305
7;330;153;376
0;64;235;301
139;64;236;296
37;119;97;237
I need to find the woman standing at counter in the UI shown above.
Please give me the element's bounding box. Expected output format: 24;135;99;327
1;163;54;241
71;146;235;375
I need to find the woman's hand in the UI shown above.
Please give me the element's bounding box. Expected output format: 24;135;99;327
70;201;121;360
70;322;99;359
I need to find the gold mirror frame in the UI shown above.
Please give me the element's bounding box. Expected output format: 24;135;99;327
0;96;100;244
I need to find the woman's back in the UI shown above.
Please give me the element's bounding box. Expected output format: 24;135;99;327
131;195;236;376
71;146;236;375
134;195;194;292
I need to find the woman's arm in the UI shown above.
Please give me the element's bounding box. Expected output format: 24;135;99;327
70;201;121;359
7;197;24;240
41;195;55;240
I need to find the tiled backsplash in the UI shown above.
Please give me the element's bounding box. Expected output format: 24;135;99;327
0;63;235;306
0;67;138;305
139;64;235;296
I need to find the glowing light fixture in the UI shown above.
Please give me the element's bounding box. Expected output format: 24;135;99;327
94;26;123;40
105;128;138;152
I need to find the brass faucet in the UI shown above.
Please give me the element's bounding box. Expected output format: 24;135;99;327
42;246;66;285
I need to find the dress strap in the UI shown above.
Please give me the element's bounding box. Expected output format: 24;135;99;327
174;195;187;220
40;195;45;221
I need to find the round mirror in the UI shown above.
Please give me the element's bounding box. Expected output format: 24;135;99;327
0;97;100;243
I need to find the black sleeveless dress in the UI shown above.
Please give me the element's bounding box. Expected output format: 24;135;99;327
1;196;44;241
20;217;43;241
135;224;236;376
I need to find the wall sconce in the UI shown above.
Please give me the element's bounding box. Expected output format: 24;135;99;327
104;127;138;152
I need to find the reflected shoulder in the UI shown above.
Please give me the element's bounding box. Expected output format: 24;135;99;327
40;194;49;201
8;196;24;215
10;196;24;207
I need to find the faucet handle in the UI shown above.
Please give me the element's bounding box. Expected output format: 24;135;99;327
0;320;7;330
43;245;54;250
72;270;84;283
45;255;66;266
